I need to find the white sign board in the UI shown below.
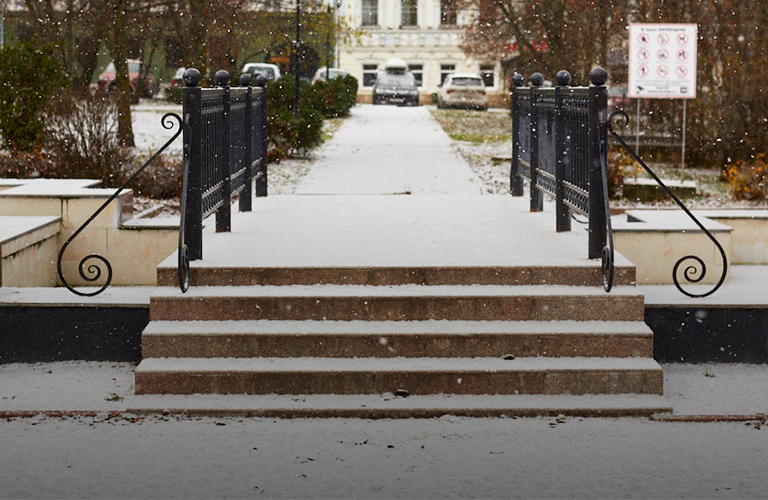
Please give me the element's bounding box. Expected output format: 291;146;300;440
628;23;697;99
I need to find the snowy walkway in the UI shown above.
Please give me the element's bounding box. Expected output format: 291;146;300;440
296;104;484;195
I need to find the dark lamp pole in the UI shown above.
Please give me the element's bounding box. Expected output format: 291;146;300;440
294;0;301;115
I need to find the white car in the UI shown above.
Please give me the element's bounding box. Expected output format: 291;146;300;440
437;73;488;111
242;63;282;81
312;67;349;84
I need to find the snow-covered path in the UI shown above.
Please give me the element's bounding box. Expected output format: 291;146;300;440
296;105;484;195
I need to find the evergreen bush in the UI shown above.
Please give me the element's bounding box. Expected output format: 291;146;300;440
0;40;69;152
310;75;358;118
266;78;324;158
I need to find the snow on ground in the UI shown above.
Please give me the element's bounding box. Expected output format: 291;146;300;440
1;360;768;500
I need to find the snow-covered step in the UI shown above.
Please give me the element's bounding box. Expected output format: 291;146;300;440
134;356;664;396
141;320;653;359
127;393;672;419
156;264;637;288
148;284;645;322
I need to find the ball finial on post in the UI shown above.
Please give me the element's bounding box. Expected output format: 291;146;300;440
556;70;572;87
529;72;544;87
512;73;524;87
239;73;252;87
253;75;268;88
183;68;202;88
589;67;608;86
214;70;230;88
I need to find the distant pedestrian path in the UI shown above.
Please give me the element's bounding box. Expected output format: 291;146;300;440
296;104;484;195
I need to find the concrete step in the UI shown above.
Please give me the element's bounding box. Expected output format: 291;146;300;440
141;320;653;359
134;356;664;396
156;264;636;287
149;285;645;322
127;393;673;419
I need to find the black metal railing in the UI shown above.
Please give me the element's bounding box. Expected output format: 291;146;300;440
57;113;183;296
511;67;614;291
178;68;268;292
607;111;728;298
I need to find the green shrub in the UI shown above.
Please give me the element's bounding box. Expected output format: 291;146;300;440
0;40;69;152
266;78;324;158
310;75;358;118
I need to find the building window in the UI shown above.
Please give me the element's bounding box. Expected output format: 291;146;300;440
363;64;378;87
440;64;455;85
480;64;495;87
440;0;457;26
362;0;378;27
409;64;423;87
401;0;417;27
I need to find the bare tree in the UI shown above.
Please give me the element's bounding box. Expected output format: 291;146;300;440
461;0;629;85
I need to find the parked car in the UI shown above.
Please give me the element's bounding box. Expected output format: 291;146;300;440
608;85;630;110
372;70;419;106
436;73;488;111
97;59;156;97
312;67;349;84
170;67;186;88
242;62;282;81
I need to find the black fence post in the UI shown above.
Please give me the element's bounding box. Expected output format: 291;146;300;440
587;67;608;259
215;70;232;233
529;73;544;212
254;76;268;197
239;73;253;212
510;73;525;197
182;69;204;261
555;70;572;232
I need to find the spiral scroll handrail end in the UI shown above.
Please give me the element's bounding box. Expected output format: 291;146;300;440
178;244;190;293
607;110;728;298
57;113;183;297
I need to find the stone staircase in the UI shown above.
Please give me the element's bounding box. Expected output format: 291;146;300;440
132;263;672;418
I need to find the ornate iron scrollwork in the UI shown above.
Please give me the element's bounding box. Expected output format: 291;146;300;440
57;113;183;296
599;139;615;293
607;110;728;298
177;152;191;293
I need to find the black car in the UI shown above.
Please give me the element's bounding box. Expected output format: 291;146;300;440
372;71;419;106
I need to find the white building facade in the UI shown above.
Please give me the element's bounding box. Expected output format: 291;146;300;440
335;0;503;104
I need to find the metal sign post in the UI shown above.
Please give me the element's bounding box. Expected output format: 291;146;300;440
628;23;697;167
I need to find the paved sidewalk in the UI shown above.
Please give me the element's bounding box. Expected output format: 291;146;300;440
296;105;484;195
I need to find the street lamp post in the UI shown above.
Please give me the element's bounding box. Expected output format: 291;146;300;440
293;0;301;115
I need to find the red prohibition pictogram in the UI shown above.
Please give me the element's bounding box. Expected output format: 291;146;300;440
657;65;669;77
658;33;670;45
676;65;688;77
677;49;688;61
657;49;669;61
638;48;650;60
677;33;689;45
638;65;650;77
638;33;650;44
